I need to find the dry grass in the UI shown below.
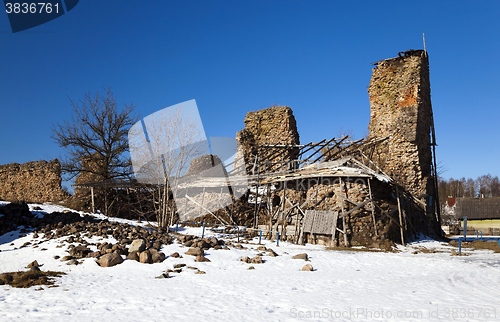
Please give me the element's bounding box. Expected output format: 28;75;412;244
449;240;500;253
0;270;66;288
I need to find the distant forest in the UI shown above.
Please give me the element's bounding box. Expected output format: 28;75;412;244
438;174;500;200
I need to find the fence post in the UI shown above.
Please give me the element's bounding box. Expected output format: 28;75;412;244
176;221;179;232
277;232;280;246
459;238;461;255
237;226;240;243
259;230;262;244
202;222;205;239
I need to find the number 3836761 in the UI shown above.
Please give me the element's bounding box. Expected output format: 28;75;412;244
5;2;59;14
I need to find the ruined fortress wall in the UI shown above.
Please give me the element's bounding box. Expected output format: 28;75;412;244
368;50;433;200
0;159;70;203
236;106;300;173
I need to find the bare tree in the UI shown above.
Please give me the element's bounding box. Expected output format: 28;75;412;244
465;178;477;198
52;88;138;181
491;176;500;197
477;174;493;197
129;103;207;228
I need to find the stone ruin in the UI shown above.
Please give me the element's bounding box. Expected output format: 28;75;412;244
73;153;106;198
0;50;439;248
236;106;300;173
0;159;69;203
230;50;440;246
368;49;434;202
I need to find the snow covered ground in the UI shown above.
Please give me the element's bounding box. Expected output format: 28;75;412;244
1;202;499;321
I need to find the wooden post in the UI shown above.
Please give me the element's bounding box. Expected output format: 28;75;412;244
199;187;206;217
396;186;405;246
340;177;348;246
253;162;261;229
367;179;378;236
281;181;287;241
91;187;95;213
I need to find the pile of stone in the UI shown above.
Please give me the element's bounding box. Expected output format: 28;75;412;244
0;201;33;236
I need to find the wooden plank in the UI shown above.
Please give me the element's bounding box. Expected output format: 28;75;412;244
340;177;348;246
338;199;371;219
368;179;378;236
396;186;405;246
303;210;338;235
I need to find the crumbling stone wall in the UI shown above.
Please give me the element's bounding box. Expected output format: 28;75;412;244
186;154;226;176
301;178;401;246
236;106;300;173
0;159;69;203
272;176;430;247
74;154;106;197
368;50;434;200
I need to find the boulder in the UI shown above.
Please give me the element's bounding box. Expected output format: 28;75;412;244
67;259;78;265
139;250;153;264
301;264;314;271
156;272;170;279
126;251;139;261
198;240;211;250
267;250;278;257
195;255;211;262
97;253;123;267
26;260;39;268
150;249;166;263
209;237;219;247
250;256;264;264
186;247;204;256
129;239;146;253
69;245;91;258
29;266;41;272
88;251;101;258
170;252;181;258
292;253;308;260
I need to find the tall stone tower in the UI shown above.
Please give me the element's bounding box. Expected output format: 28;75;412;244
368;50;434;202
236;106;300;174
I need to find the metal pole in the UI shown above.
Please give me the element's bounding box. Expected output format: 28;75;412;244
463;216;467;240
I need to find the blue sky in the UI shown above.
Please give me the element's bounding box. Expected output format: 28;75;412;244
1;1;499;185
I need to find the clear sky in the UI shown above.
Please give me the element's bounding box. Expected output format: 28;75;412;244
1;1;499;185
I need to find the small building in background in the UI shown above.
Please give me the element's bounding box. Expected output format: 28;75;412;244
455;197;500;235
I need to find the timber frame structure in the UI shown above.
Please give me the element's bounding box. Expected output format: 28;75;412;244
227;135;439;246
